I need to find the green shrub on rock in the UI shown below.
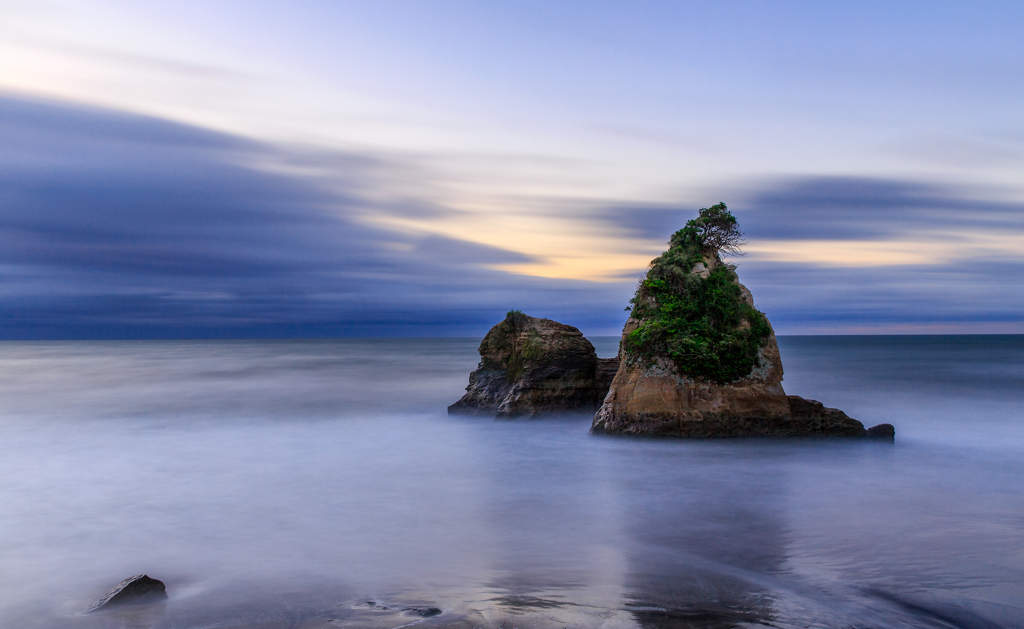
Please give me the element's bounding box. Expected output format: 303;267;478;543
623;203;772;384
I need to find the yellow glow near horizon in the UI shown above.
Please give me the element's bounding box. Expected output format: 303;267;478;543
745;240;942;266
490;253;655;282
370;207;662;282
745;232;1024;267
373;213;1024;279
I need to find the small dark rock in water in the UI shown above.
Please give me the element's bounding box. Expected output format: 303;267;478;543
867;423;896;440
403;606;442;617
785;396;869;437
84;575;167;612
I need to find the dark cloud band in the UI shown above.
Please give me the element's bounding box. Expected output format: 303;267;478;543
0;95;630;338
1;95;1020;338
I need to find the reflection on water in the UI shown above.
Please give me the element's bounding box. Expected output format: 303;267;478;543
0;337;1022;628
621;461;786;629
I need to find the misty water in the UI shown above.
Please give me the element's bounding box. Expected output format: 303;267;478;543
0;337;1022;629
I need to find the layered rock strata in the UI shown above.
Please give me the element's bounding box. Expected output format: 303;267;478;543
449;312;616;417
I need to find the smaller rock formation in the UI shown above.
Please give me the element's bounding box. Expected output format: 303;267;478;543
85;575;167;612
449;311;616;417
596;355;621;394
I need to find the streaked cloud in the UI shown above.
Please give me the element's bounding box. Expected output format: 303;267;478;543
745;233;1024;268
738;260;1024;335
880;133;1024;169
0;95;632;338
738;177;1024;241
1;2;1022;336
4;94;1021;339
5;1;1023;204
731;176;1024;268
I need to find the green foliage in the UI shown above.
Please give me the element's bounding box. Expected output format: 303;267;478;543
687;202;745;255
623;204;770;384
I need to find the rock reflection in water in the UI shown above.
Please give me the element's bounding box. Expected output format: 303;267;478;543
466;420;794;628
621;453;787;629
463;413;631;627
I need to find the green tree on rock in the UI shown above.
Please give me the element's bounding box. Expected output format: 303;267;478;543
688;202;746;255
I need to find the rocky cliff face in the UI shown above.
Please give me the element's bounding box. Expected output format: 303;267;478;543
592;272;804;437
593;210;889;438
449;311;617;417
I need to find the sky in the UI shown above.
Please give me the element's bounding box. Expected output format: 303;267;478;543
1;0;1023;338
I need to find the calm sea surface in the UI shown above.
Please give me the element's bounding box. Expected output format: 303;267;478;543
0;336;1021;628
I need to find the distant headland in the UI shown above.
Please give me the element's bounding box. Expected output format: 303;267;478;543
450;203;895;440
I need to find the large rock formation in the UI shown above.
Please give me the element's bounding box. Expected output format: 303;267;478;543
449;311;618;417
593;203;891;439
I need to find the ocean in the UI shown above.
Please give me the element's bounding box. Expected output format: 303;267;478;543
0;336;1021;628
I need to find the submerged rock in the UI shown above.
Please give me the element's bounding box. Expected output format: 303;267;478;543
867;423;896;440
594;203;888;439
403;606;443;617
85;575;167;612
449;311;613;417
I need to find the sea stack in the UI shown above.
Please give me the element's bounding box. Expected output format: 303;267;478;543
593;203;890;439
449;311;618;417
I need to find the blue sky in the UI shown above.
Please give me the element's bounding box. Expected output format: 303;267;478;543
1;1;1022;337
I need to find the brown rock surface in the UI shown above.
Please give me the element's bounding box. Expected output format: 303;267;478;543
593;251;879;438
593;332;874;437
449;312;612;417
593;304;809;436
